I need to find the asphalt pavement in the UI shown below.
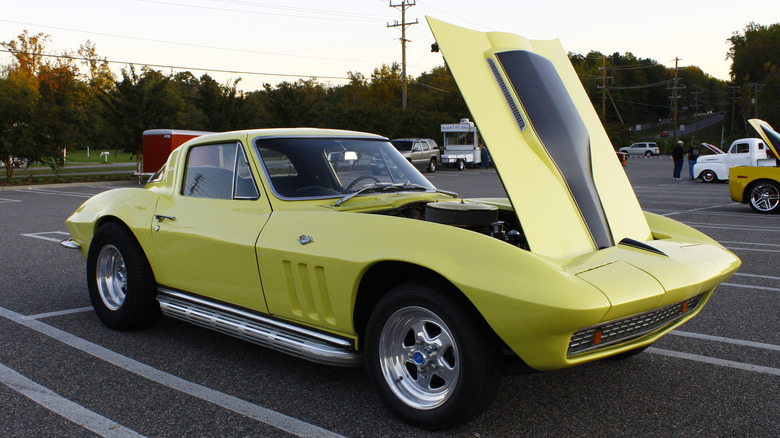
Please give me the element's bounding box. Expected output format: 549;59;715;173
0;158;777;437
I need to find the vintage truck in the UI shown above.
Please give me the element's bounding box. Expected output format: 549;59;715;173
729;119;780;213
693;136;774;182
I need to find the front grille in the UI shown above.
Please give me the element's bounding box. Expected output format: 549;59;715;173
567;294;704;356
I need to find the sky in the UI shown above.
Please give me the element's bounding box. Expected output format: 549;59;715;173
1;0;779;93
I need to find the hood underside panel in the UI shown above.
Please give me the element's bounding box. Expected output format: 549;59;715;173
428;17;652;259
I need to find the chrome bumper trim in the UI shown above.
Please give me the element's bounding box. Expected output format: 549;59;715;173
568;293;704;356
59;239;80;249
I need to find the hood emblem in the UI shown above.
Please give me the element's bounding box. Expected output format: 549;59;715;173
298;235;314;245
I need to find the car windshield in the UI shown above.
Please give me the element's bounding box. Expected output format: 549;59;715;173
255;137;435;199
390;140;414;152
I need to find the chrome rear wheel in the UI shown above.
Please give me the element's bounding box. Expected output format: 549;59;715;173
749;181;780;213
95;244;127;310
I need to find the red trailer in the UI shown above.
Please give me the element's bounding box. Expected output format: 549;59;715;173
142;129;212;173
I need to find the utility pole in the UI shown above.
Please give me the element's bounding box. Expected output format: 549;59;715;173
667;57;683;142
601;56;607;119
691;91;702;141
388;1;418;110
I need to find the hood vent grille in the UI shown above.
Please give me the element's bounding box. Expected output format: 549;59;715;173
487;58;526;131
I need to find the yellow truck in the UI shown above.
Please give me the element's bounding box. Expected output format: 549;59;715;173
729;119;780;213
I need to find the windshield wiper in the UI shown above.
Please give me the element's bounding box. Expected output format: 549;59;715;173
335;183;457;207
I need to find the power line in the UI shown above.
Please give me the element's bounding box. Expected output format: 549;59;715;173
0;48;352;81
138;0;388;22
0;19;385;65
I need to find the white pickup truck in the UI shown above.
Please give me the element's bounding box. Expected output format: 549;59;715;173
693;138;774;182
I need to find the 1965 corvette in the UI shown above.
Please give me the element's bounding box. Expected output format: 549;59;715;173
63;18;740;429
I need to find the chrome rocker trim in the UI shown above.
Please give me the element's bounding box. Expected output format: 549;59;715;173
157;288;363;367
60;239;80;249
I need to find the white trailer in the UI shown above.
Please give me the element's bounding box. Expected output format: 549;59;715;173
440;118;482;170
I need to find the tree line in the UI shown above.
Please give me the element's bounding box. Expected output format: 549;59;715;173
2;23;779;181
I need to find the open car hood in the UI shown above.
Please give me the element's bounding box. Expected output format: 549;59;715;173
748;119;780;159
428;18;652;259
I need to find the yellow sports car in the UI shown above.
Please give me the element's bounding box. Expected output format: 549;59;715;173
63;18;740;430
729;119;780;213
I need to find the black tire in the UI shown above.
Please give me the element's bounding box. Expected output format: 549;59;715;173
456;160;465;171
747;180;780;214
87;222;160;330
365;282;502;430
645;151;652;157
700;170;717;183
427;157;437;173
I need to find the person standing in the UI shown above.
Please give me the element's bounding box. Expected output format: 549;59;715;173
672;140;684;180
480;144;490;169
687;141;700;179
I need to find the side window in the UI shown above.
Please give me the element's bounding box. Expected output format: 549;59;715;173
412;142;422;152
182;143;259;200
234;146;260;200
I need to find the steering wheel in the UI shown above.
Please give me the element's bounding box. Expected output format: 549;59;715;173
345;175;380;191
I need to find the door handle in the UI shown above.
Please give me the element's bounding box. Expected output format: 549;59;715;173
154;215;176;222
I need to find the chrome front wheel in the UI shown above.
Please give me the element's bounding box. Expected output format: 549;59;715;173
365;282;502;430
378;306;459;410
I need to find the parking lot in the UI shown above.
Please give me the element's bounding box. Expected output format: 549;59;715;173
1;157;777;437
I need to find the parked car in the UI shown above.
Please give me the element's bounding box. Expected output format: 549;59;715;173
729;119;780;213
62;18;741;430
694;137;773;182
391;138;440;172
618;142;660;156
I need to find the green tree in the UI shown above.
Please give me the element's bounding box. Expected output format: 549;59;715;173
195;75;249;131
0;69;38;181
100;67;184;167
728;22;780;128
262;79;326;127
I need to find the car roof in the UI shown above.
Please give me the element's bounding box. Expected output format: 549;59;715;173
191;128;388;144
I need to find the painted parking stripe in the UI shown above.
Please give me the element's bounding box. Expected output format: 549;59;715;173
29;306;93;320
724;246;780;254
733;272;780;280
21;231;71;243
722;241;780;249
681;221;780;232
25;188;94;198
0;305;344;438
662;203;737;216
0;197;23;204
0;363;142;438
721;282;780;292
648;347;780;376
671;330;780;352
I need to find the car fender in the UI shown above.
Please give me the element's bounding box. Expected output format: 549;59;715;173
65;188;161;267
694;159;727;179
255;209;611;341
